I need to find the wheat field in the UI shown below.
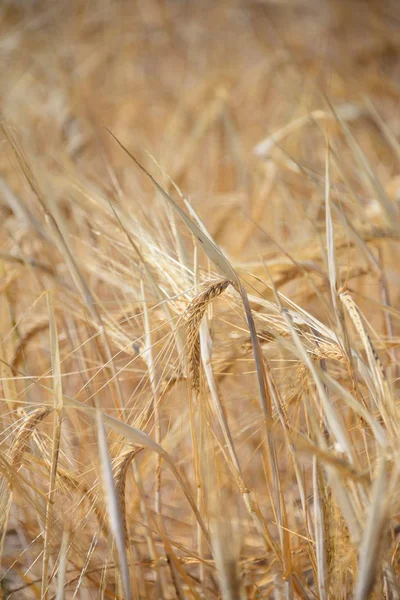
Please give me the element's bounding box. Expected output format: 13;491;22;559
1;1;400;598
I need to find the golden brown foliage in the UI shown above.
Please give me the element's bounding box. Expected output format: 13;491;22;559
1;1;400;598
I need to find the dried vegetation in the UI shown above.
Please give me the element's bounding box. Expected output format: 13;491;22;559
1;0;400;598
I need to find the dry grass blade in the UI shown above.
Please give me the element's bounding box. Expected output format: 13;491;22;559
325;145;338;314
113;447;144;546
55;528;70;600
97;412;132;600
42;293;64;600
313;458;327;600
199;317;241;477
355;459;389;600
140;278;163;538
210;515;243;600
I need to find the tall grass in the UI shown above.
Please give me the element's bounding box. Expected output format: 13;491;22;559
1;0;400;598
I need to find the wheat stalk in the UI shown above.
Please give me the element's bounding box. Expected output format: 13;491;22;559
113;446;144;546
11;407;52;469
184;279;231;392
